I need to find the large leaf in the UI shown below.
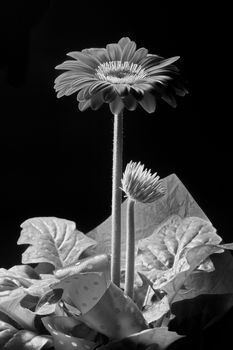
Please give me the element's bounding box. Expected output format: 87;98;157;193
17;217;97;269
0;320;53;349
51;272;148;340
135;215;222;290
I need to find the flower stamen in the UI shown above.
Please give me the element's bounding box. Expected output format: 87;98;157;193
96;61;147;84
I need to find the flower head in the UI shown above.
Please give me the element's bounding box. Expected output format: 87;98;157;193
121;161;166;203
54;37;188;115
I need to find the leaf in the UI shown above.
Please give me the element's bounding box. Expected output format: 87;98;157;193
218;243;233;250
34;263;55;275
54;254;111;280
0;288;36;330
0;278;20;294
169;250;233;302
17;217;97;269
143;295;170;324
51;272;148;340
135;215;222;292
8;265;41;280
162;244;221;302
0;320;53;349
42;315;97;350
21;254;111;317
196;257;215;272
20;294;40;312
0;265;44;299
133;273;154;310
35;289;64;315
98;327;183;350
24;276;60;297
52;272;109;314
0;268;34;291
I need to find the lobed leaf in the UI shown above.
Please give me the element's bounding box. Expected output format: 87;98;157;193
135;215;222;291
17;217;97;269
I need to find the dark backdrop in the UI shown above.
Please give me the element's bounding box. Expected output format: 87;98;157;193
0;1;231;267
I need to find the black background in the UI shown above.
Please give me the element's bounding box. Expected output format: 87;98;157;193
0;1;232;268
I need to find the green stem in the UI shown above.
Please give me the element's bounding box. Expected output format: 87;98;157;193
125;198;135;298
111;112;123;287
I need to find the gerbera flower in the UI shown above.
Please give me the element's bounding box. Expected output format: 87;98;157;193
54;37;188;115
54;37;187;289
121;161;166;204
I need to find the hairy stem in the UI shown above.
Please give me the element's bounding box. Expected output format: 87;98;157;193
125;198;135;298
111;112;123;287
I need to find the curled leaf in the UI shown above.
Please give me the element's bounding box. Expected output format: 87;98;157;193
35;289;64;315
17;217;97;269
51;271;148;340
42;315;97;350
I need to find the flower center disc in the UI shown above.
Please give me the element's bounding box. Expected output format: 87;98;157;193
96;61;147;84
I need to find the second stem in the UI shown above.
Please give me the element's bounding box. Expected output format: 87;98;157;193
125;198;135;299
